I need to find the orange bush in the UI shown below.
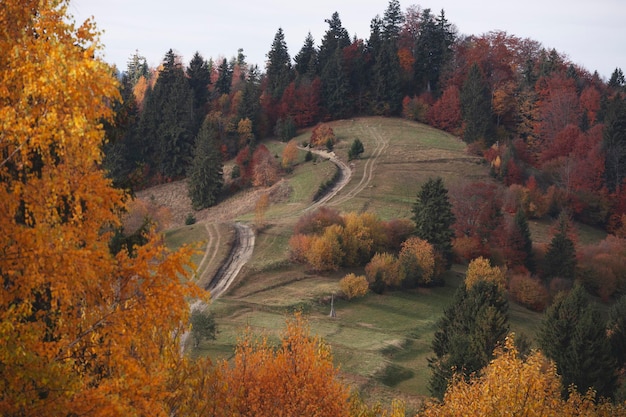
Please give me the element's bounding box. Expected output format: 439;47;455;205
305;225;344;271
465;257;506;291
398;237;436;286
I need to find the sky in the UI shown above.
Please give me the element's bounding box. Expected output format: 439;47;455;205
70;0;625;80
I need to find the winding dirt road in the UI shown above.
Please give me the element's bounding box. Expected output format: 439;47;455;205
195;122;389;301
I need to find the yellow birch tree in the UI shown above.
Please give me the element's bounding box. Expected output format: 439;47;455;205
0;1;204;415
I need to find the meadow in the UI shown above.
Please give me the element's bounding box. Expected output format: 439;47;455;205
163;117;585;403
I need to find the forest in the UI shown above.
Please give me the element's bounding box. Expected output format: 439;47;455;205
3;0;626;415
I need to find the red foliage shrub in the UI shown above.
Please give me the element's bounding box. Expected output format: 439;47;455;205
381;218;415;253
309;123;335;148
288;234;312;263
453;236;488;263
508;273;550;311
294;206;344;235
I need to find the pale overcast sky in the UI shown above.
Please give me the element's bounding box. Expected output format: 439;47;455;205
71;0;624;80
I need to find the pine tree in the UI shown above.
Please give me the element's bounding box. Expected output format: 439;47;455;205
348;138;364;160
186;51;211;133
294;32;318;78
460;63;494;144
138;49;195;179
608;294;626;371
514;209;535;273
539;286;617;398
317;12;351;76
215;58;233;96
266;28;293;100
412;177;455;266
429;280;509;399
544;216;577;282
125;50;150;88
321;47;352;119
371;38;402;115
603;94;626;192
188;119;224;210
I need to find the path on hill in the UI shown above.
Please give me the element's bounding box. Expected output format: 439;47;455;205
329;122;388;206
304;147;352;212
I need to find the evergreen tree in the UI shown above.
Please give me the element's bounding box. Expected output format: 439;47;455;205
294;32;318;78
188;119;224;210
460;63;494;144
102;73;141;190
412;177;455;266
539;286;617;398
348;138;364;160
608;294;626;372
186;51;211;134
215;58;233;96
317;12;351;75
237;65;262;139
429;280;509;399
138;49;195;179
413;9;455;95
514;209;535;273
371;38;402;115
125;50;150;88
603;94;626;192
321;47;352;119
608;68;625;90
266;27;293;100
382;0;405;42
543;216;577;282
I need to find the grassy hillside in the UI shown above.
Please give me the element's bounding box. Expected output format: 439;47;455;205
165;117;561;404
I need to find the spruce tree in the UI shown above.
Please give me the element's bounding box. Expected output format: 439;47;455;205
294;32;317;78
317;12;350;76
265;28;292;100
214;58;232;96
602;94;626;192
460;63;493;144
429;280;509;399
138;49;194;179
411;177;455;266
608;294;626;371
321;47;352;119
544;217;577;282
514;209;535;273
371;39;402;115
186;52;211;133
539;286;616;398
188;119;223;210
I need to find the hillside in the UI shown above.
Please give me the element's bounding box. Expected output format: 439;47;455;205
145;117;564;405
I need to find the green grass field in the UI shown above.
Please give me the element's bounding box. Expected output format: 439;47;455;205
164;117;598;404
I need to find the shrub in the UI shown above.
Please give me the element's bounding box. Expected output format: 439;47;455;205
452;236;486;263
381;218;415;252
294;206;344;235
313;166;341;202
465;257;506;291
340;274;369;300
185;213;196;225
305;225;344;271
508;273;550;311
365;252;401;288
288;234;312;263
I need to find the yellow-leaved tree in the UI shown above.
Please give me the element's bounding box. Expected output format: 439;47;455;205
420;335;626;417
0;1;204;415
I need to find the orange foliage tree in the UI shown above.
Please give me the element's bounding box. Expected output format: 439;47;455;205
219;314;351;416
309;123;336;148
281;139;299;170
465;256;506;291
0;1;204;415
421;336;626;417
365;252;401;291
398;237;437;287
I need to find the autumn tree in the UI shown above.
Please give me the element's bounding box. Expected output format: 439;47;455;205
412;177;455;266
365;252;401;292
0;2;204;414
398;237;437;287
422;335;626;416
465;257;506;290
281;139;299;170
340;273;369;300
310;123;336;148
188;119;224;210
252;144;279;187
429;280;509;399
539;285;617;398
